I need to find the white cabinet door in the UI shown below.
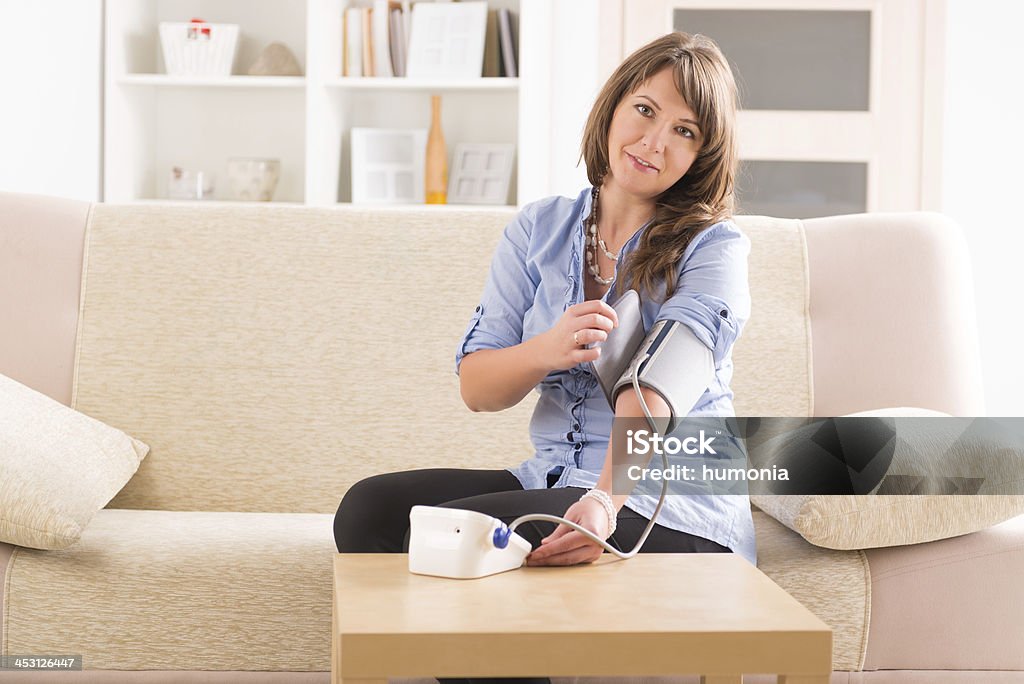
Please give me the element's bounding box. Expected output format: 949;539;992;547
621;0;934;218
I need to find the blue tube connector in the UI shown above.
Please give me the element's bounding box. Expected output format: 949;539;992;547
492;526;512;549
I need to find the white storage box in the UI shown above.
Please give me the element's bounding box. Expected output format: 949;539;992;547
160;20;239;77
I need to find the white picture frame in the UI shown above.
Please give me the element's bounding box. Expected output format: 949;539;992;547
447;143;515;205
350;128;427;204
406;1;488;79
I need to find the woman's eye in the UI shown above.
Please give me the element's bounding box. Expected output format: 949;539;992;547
676;126;694;139
635;104;653;116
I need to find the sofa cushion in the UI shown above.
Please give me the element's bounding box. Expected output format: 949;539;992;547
0;373;148;550
71;204;536;514
751;511;869;671
751;408;1024;549
2;509;333;671
731;215;812;418
862;513;1024;672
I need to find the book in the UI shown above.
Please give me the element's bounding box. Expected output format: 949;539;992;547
362;7;375;77
342;9;348;76
401;0;412;57
372;0;394;78
344;7;364;77
498;8;518;78
389;8;406;77
482;9;500;78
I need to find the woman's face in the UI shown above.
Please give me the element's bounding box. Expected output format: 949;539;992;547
604;67;703;203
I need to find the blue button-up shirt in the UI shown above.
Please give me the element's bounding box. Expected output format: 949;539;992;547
455;187;756;565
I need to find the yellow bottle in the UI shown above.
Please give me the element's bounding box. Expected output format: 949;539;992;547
425;95;447;204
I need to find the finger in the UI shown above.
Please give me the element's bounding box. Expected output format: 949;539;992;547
574;328;609;346
572;347;600;364
572;300;620;328
529;542;603;566
530;530;591;560
597;300;620;328
541;523;572;544
536;547;602;566
578;313;615;333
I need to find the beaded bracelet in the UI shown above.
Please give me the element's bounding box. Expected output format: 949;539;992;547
580;488;617;537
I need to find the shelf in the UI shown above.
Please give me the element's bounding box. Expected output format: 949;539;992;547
121;199;515;211
118;74;306;88
124;199;307;207
338;202;517;211
324;77;519;92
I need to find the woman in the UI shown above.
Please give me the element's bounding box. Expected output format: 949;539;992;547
335;31;755;571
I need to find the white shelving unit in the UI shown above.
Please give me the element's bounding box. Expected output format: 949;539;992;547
323;77;519;91
104;0;540;206
117;75;307;88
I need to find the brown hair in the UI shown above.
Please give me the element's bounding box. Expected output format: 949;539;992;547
580;32;739;301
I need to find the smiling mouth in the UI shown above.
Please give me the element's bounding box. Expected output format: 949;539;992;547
626;152;658;172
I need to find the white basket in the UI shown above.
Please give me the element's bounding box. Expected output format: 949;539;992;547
159;21;239;77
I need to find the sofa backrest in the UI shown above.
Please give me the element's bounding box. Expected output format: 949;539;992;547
0;192;89;406
0;193;985;513
802;211;985;417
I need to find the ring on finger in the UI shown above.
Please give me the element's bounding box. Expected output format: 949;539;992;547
573;331;581;346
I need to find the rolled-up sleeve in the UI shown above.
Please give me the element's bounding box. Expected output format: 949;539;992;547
454;209;538;375
655;221;751;369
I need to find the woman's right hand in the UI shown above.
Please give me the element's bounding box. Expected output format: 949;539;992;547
539;300;619;371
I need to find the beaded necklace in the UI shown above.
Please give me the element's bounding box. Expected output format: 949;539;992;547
584;186;618;286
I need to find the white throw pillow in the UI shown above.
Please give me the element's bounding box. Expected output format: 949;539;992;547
0;373;149;549
750;408;1024;549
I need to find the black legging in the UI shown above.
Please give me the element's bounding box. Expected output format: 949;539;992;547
334;467;731;554
333;468;730;684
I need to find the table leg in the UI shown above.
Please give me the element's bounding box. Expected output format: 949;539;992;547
701;676;742;684
331;588;338;684
778;676;829;683
332;587;385;684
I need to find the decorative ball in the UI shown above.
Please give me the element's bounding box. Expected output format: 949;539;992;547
248;42;302;76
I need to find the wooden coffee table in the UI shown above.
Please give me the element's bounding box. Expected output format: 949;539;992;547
332;553;831;684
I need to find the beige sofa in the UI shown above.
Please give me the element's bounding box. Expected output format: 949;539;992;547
1;191;1022;683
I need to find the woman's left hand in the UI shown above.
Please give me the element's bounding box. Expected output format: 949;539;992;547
526;497;610;566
